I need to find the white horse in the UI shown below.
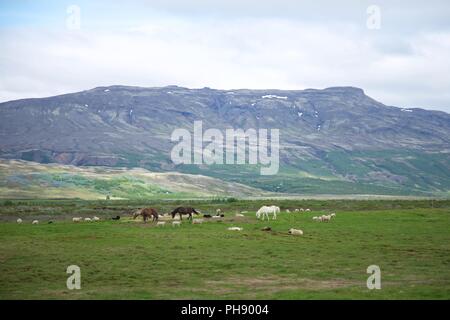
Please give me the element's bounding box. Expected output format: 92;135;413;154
256;205;279;221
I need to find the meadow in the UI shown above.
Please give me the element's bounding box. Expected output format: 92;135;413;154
0;199;449;299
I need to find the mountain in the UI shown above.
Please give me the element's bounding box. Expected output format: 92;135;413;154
0;85;449;197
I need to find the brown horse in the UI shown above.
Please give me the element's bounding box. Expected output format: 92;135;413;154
133;208;159;223
171;207;200;220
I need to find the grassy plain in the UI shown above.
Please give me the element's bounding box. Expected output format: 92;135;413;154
0;199;449;299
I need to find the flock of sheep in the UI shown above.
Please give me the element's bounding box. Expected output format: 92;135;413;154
15;205;336;237
312;213;336;222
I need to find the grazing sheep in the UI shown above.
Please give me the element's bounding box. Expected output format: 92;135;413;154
17;218;23;224
299;208;304;212
172;221;181;227
93;216;100;221
330;213;336;218
312;216;319;221
235;213;245;217
192;218;204;224
305;208;311;212
227;227;243;231
32;220;39;225
84;217;92;222
286;209;290;213
156;221;166;227
294;209;299;212
288;228;303;236
321;215;331;222
72;217;82;222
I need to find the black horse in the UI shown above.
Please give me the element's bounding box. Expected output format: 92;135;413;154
171;207;200;220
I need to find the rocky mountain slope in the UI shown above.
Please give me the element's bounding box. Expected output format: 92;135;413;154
0;85;449;196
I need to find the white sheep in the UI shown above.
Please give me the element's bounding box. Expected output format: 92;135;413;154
17;218;23;224
288;228;303;235
294;209;299;212
305;208;311;212
312;216;319;221
72;217;82;222
32;220;39;225
84;217;92;222
93;216;100;221
330;213;336;218
299;208;304;212
286;209;290;213
321;215;331;222
192;218;204;224
212;215;221;219
172;221;181;227
156;221;166;227
227;227;243;231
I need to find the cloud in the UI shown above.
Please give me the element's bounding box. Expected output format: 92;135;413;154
0;1;449;112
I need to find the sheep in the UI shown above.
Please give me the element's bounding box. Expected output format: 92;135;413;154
288;228;303;236
286;209;290;213
212;215;222;219
156;221;166;227
84;217;92;222
192;218;204;224
305;208;311;212
321;215;331;222
17;218;23;224
299;208;305;212
330;213;336;218
32;220;39;225
72;217;82;222
312;216;320;221
235;213;245;217
294;209;299;212
93;216;100;221
216;209;222;215
172;221;181;227
227;227;243;231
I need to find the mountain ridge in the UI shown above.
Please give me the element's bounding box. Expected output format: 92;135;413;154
0;85;449;196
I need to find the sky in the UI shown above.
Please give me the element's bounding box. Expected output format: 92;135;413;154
0;0;450;112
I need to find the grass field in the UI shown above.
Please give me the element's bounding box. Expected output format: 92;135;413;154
0;199;449;299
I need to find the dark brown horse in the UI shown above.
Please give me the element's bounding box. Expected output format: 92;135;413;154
133;208;159;223
171;207;200;220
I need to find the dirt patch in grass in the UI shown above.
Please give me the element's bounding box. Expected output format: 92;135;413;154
204;275;358;295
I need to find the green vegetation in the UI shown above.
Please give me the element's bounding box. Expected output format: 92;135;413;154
0;160;263;200
0;199;449;299
176;149;450;196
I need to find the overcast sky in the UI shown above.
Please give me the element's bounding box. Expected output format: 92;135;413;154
1;0;450;112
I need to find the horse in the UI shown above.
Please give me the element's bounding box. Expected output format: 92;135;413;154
256;205;279;221
133;208;159;223
171;207;200;220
